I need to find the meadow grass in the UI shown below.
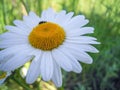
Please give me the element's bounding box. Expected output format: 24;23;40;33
0;0;120;90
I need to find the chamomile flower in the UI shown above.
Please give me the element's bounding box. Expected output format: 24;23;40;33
0;71;11;85
0;8;99;87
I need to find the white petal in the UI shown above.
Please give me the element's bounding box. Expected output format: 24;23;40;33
0;44;29;61
67;27;94;36
40;10;46;19
23;16;37;29
0;38;28;48
62;43;93;64
0;45;34;71
0;54;32;71
0;32;26;40
41;8;56;22
59;47;82;73
61;12;74;27
65;12;74;22
40;52;53;81
63;43;99;53
54;10;66;26
28;48;42;56
52;61;62;87
26;53;41;84
79;45;99;53
64;15;89;30
0;54;13;64
5;25;29;35
52;49;72;72
13;20;30;30
67;36;97;40
73;50;93;64
29;11;41;25
66;36;100;44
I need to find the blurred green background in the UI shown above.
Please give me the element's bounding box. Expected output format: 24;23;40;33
0;0;120;90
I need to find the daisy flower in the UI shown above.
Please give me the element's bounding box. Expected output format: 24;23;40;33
0;71;11;85
0;8;99;87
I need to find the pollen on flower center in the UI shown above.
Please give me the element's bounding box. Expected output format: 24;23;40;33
28;22;66;51
0;72;7;79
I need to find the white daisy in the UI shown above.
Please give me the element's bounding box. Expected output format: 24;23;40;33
0;71;11;85
0;8;100;87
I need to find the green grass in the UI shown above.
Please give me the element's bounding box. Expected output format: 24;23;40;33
0;0;120;90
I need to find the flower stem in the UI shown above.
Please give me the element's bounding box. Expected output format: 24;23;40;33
12;76;32;90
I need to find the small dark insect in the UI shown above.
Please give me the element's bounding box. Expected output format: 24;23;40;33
39;21;46;24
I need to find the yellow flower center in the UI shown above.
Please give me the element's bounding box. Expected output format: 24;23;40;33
28;22;65;51
0;72;7;79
